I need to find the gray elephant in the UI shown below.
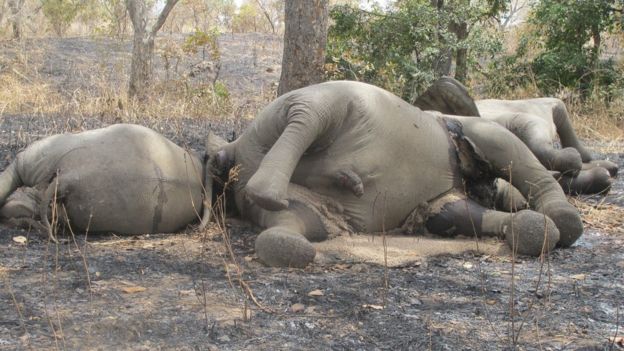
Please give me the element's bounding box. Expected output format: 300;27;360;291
0;124;211;238
476;98;617;194
210;81;582;267
0;82;584;268
415;77;618;195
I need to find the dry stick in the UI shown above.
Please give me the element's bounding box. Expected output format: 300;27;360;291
181;147;220;330
49;181;67;350
63;205;93;299
214;169;275;315
190;226;211;332
5;274;28;339
381;192;389;307
462;180;502;340
513;214;551;344
508;164;518;350
40;177;61;351
609;305;620;351
534;313;545;351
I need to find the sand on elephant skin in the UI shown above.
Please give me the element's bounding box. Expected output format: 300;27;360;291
313;233;510;267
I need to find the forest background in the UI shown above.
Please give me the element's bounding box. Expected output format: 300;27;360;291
0;0;623;139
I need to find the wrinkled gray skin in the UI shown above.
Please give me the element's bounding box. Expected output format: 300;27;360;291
0;124;209;237
477;98;617;172
414;77;617;195
214;81;582;267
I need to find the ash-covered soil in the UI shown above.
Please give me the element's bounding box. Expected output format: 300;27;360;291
0;35;623;351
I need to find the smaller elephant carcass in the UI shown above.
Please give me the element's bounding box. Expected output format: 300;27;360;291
414;77;618;195
0;124;211;237
209;81;584;267
475;97;617;194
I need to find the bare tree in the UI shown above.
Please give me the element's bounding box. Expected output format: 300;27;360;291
7;0;25;39
254;0;276;33
497;0;529;29
126;0;179;99
277;0;328;96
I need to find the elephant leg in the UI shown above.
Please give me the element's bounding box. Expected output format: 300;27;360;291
413;77;481;116
0;162;22;207
251;203;327;268
558;167;612;195
245;110;327;211
426;193;559;256
583;160;618;177
551;101;593;163
452;117;583;247
509;114;582;174
256;205;323;268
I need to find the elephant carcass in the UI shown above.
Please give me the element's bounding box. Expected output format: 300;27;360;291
0;124;211;237
213;81;583;267
413;77;617;195
476;98;617;194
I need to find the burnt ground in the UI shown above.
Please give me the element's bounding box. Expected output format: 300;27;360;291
0;35;623;351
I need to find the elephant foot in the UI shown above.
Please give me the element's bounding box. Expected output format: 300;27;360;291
539;200;583;247
559;167;612;195
502;210;559;256
255;227;316;268
550;147;582;176
245;170;289;211
584;160;618;177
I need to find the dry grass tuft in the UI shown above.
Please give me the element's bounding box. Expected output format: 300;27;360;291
571;197;624;234
0;38;276;124
567;99;624;142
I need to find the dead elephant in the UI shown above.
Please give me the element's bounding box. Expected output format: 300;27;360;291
415;77;618;195
210;81;583;267
0;124;211;237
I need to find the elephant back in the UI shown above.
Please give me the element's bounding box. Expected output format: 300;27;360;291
55;124;204;234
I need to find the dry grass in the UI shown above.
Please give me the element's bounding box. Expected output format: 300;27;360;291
571;197;624;234
567;99;624;143
0;38;276;125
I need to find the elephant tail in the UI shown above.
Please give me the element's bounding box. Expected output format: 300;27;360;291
0;162;23;208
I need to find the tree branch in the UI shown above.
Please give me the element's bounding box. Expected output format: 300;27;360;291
254;0;275;33
150;0;179;37
125;0;142;30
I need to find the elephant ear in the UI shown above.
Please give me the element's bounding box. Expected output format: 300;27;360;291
413;76;481;117
198;131;229;230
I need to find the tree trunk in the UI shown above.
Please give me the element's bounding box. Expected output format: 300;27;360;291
126;0;179;99
277;0;328;96
128;33;155;99
451;21;468;83
430;0;452;77
7;0;24;40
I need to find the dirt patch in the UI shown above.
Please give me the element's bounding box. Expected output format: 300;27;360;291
0;36;623;350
